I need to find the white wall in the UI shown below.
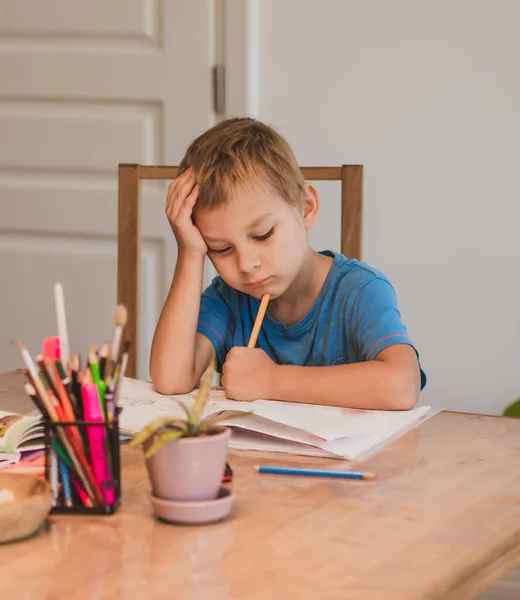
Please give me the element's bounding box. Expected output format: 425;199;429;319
252;0;520;414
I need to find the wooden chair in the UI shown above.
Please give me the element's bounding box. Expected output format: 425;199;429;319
118;164;364;378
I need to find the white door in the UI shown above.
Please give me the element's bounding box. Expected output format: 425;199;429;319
0;0;218;379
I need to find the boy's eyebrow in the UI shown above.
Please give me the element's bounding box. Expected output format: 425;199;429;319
204;213;274;242
247;213;274;229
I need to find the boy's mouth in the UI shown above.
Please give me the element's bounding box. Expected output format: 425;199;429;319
245;277;271;287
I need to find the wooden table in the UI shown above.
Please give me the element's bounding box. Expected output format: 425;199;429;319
1;370;520;600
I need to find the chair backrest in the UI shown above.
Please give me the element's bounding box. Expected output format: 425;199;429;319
118;164;364;378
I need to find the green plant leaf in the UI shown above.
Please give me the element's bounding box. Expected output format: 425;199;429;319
198;410;251;432
186;421;201;437
503;398;520;418
145;429;185;458
192;348;217;423
129;417;185;448
170;398;195;424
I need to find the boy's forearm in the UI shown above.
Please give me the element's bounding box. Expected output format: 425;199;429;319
149;252;204;393
269;361;419;411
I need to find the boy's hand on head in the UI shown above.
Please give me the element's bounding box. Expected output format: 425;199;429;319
166;168;207;257
222;347;276;401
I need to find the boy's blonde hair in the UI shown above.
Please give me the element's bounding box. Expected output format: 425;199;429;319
178;118;305;218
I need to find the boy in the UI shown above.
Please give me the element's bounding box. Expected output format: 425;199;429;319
150;118;426;410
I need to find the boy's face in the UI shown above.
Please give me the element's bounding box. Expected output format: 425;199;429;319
196;183;316;299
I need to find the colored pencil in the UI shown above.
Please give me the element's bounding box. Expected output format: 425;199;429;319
53;283;71;370
71;354;83;411
50;449;59;506
119;340;131;382
99;342;109;379
254;466;377;480
36;355;59;400
106;305;127;380
50;438;75;472
248;294;270;348
70;472;93;508
113;340;131;408
47;359;76;422
104;376;116;422
59;460;73;507
55;359;82;419
23;380;47;416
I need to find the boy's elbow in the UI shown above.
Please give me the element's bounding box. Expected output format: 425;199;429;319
384;373;420;411
392;388;419;411
150;367;196;396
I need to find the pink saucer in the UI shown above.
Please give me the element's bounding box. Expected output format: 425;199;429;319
150;486;234;525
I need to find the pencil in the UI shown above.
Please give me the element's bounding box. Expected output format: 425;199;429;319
99;342;109;379
248;294;270;348
104;376;116;422
53;283;71;371
106;305;127;381
50;448;59;506
113;340;131;409
36;355;59;400
119;340;131;381
23;381;47;416
254;466;377;480
55;359;82;419
70;472;93;508
71;354;82;411
47;359;76;422
59;460;73;507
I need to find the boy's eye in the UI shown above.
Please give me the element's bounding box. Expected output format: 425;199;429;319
254;227;275;241
208;246;232;255
207;227;274;254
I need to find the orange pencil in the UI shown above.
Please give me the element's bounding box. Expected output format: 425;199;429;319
49;360;76;421
248;294;270;348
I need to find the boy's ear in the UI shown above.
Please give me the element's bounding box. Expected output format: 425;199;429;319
302;183;320;229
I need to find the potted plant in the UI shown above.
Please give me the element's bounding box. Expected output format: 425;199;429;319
129;349;245;503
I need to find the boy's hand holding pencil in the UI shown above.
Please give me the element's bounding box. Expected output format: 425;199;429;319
222;346;276;401
222;294;274;401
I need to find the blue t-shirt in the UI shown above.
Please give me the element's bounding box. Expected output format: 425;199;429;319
197;251;426;389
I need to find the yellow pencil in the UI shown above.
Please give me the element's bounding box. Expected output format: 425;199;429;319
248;294;270;348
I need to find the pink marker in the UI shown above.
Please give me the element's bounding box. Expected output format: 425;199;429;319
82;383;115;506
42;336;61;361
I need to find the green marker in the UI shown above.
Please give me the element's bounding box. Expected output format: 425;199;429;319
89;353;106;418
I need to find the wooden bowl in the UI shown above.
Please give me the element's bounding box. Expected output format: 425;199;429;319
0;473;53;544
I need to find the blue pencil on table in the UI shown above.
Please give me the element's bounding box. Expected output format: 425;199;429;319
59;459;73;507
254;466;377;480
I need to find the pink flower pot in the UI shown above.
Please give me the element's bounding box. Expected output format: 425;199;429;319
145;427;231;502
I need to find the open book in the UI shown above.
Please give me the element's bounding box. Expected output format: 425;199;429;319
0;411;44;469
118;378;439;461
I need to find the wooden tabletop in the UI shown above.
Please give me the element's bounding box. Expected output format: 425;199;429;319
1;371;520;600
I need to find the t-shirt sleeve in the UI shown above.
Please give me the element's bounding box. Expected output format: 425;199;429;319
352;276;427;389
197;278;234;370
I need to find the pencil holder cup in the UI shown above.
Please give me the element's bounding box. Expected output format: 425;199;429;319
43;409;121;514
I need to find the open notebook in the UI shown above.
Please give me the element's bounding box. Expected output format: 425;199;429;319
0;411;44;469
118;378;439;461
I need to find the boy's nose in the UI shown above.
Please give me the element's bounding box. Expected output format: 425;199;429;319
236;248;261;274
